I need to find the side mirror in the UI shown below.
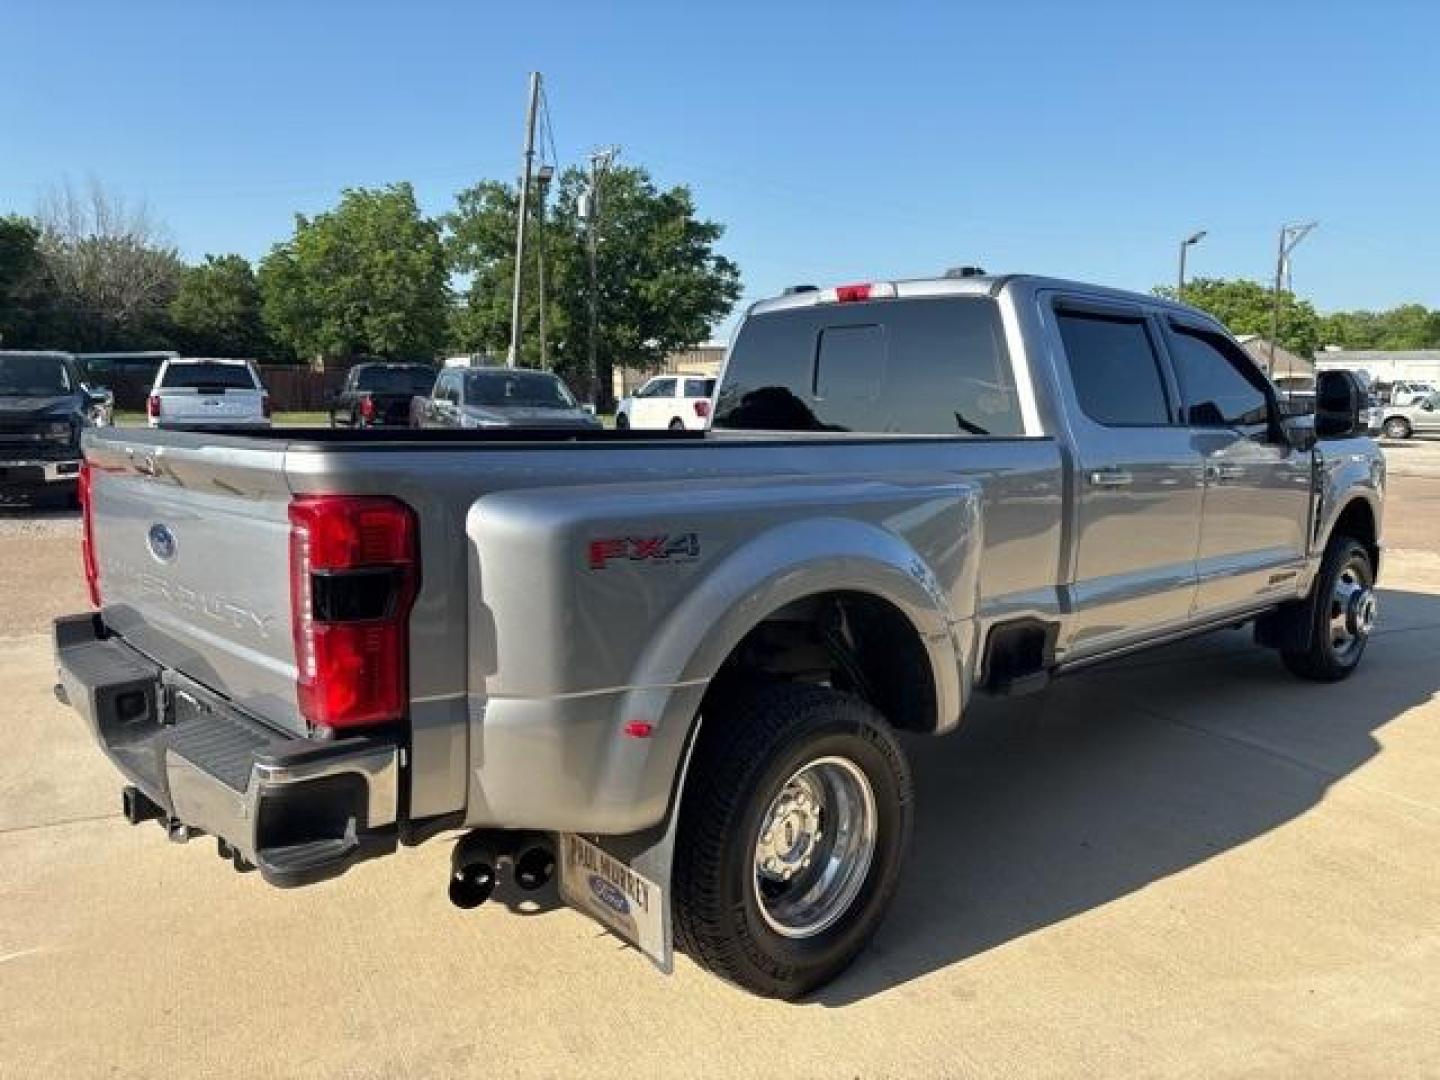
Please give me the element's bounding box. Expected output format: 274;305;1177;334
1314;370;1364;439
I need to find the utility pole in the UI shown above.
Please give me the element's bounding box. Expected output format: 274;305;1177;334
535;165;554;368
507;71;541;368
1269;221;1318;376
1177;229;1206;302
582;146;619;407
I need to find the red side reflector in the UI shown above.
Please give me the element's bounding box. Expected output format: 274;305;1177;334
623;721;654;739
289;495;419;733
78;461;101;607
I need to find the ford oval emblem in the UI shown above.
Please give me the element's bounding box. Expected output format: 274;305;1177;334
588;874;630;916
147;523;177;562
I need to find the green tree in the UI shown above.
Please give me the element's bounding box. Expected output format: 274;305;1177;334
445;164;741;404
1156;277;1321;358
170;254;281;359
0;214;44;346
258;183;448;362
1320;304;1440;351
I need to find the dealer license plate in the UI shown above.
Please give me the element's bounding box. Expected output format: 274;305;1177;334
558;833;669;971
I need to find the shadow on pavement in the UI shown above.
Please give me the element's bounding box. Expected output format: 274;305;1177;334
818;584;1440;1006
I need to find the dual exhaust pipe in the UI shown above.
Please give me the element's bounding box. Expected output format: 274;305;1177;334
449;830;555;909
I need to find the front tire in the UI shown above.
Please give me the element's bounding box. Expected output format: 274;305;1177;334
672;683;912;999
615;412;630;430
1383;417;1412;439
1282;536;1376;681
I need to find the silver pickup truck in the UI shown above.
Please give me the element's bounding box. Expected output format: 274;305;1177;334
54;272;1383;998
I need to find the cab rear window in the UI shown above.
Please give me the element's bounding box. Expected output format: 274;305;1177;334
159;363;256;390
713;298;1022;435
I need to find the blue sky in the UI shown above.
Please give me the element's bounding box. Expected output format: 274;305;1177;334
3;0;1436;330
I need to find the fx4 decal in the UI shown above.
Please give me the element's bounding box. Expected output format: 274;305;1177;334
588;532;700;570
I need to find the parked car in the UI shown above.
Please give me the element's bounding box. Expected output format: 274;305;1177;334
0;350;111;505
417;366;599;429
1378;392;1440;439
56;272;1381;999
1389;380;1437;407
329;362;437;428
615;375;715;430
147;358;269;428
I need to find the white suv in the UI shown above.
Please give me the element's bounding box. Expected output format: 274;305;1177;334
615;375;715;430
147;358;270;428
1390;381;1437;407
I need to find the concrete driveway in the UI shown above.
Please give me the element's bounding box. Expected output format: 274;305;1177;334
2;481;1438;1079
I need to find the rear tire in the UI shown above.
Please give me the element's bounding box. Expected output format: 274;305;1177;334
1281;536;1376;681
672;682;912;999
1383;417;1412;439
668;418;685;431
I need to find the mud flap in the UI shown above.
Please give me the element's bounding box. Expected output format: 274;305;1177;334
555;717;703;974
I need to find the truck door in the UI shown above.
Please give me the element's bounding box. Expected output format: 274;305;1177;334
1161;317;1311;615
1047;297;1205;657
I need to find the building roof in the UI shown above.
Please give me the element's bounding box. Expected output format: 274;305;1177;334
1234;336;1313;376
1316;349;1440;365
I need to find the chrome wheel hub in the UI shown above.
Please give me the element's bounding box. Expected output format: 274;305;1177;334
753;756;876;939
1329;560;1376;659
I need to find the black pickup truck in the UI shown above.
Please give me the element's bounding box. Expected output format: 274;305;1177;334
0;350;111;505
328;362;438;428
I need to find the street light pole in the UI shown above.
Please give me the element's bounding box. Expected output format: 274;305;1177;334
506;72;541;368
1177;229;1206;302
583;146;619;408
1269;221;1318;375
535;165;554;369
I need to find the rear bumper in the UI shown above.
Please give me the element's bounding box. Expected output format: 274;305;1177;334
53;612;399;887
0;458;82;485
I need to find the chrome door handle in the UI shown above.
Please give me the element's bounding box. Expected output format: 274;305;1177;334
1209;464;1245;482
1088;468;1134;488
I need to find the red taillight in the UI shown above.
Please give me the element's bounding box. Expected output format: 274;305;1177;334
79;461;101;607
694;399;711;419
835;283;873;303
288;495;419;734
146;394;161;418
359;396;375;422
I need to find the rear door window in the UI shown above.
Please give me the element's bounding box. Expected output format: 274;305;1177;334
714;298;1023;435
1055;309;1172;426
683;378;713;397
638;378;676;399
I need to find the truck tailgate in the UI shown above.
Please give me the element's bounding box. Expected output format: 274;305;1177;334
86;435;304;735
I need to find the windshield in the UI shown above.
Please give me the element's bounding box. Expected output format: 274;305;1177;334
357;366;436;394
466;371;576;410
0;355;72;396
160;362;256;390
